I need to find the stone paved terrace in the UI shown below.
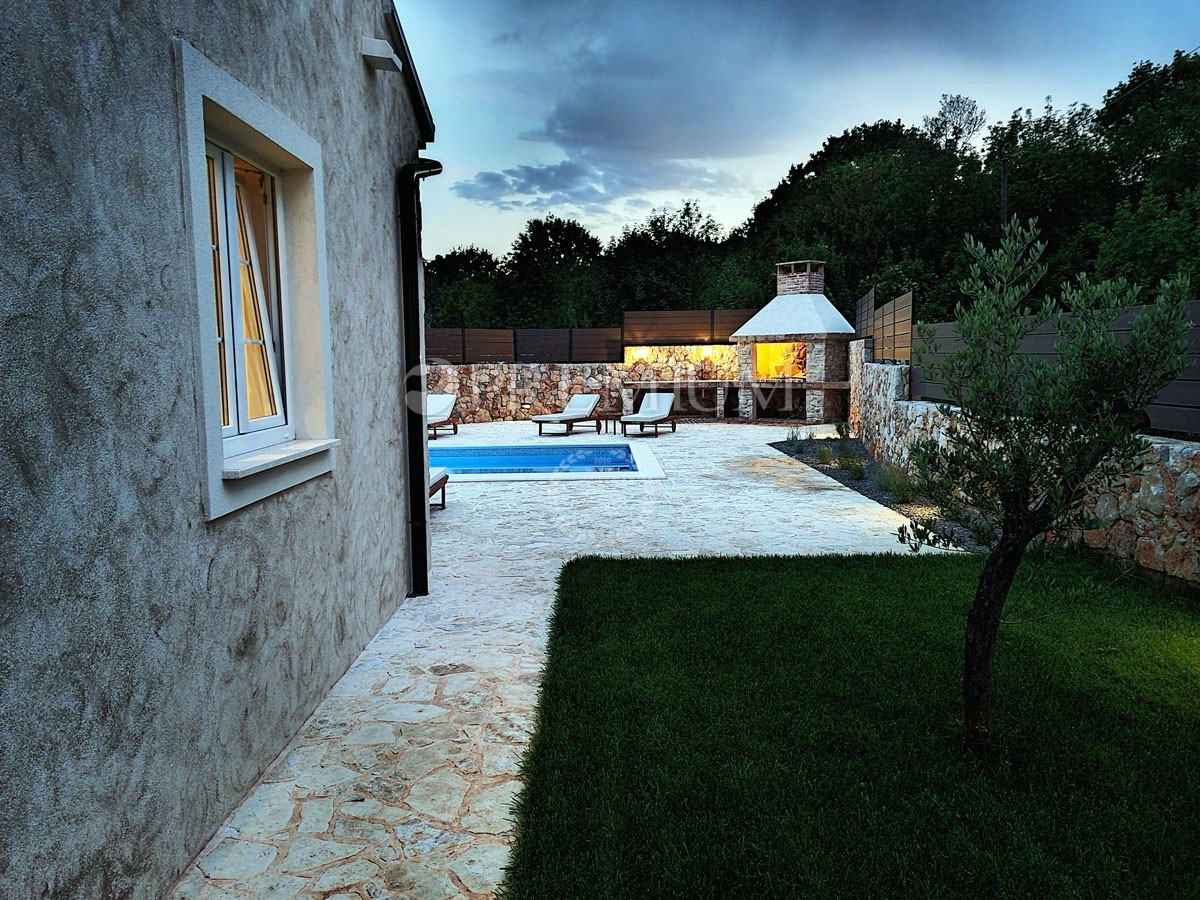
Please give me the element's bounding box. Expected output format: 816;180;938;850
173;421;920;899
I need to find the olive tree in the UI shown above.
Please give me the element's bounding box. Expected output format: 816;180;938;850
905;219;1191;755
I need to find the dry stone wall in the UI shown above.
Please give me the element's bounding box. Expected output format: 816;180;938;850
850;341;951;470
1080;442;1200;583
427;363;626;420
849;339;1200;584
623;344;738;381
428;350;741;421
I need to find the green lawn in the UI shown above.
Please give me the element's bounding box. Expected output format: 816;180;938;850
502;553;1200;899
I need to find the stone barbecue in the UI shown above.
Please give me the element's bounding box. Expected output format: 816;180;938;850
730;260;854;421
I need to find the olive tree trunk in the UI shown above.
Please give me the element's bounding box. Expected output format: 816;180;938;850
963;532;1029;754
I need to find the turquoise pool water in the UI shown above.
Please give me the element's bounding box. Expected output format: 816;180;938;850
429;444;636;475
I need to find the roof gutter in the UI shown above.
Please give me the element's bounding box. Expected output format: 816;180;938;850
397;158;442;597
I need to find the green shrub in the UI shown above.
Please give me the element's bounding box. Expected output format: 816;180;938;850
834;421;852;441
874;465;917;502
816;446;834;465
839;455;865;479
785;425;812;452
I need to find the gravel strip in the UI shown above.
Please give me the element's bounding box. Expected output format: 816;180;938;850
769;436;988;553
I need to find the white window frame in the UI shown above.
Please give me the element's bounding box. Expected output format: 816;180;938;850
205;141;292;453
179;42;338;520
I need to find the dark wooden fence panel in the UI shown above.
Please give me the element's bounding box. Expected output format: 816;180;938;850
855;289;913;361
1177;355;1200;382
622;309;759;344
570;328;623;362
425;328;464;364
712;309;760;341
622;310;714;344
912;299;1200;437
426;304;840;364
855;288;875;339
463;329;513;363
426;327;624;363
1145;403;1199;436
514;329;570;363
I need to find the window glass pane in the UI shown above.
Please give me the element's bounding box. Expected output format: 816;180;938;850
207;143;289;448
205;155;231;428
243;342;276;419
235;183;278;420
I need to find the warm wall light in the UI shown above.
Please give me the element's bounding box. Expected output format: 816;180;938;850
700;346;713;357
633;347;649;360
361;37;403;72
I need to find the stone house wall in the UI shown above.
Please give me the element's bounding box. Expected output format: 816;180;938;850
849;340;1200;584
1;4;430;896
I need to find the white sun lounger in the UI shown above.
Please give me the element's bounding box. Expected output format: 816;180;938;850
530;393;601;436
426;394;457;440
620;392;676;436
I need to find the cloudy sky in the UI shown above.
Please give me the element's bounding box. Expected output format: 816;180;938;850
398;0;1199;258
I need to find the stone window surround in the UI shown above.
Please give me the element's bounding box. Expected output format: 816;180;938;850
178;41;338;519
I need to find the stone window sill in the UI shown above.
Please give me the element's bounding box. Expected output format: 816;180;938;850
222;439;341;480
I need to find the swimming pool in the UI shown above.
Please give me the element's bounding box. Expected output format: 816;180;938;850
428;443;665;482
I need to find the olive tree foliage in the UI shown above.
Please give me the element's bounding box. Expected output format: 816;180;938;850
904;219;1191;754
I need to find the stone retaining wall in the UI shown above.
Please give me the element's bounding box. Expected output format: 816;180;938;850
849;339;1200;584
427;348;745;422
426;363;625;422
1081;442;1200;581
623;344;738;381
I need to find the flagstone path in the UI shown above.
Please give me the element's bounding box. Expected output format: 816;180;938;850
172;421;918;899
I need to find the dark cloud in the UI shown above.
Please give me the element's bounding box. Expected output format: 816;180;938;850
452;170;512;201
522;46;790;160
450;0;1048;213
453;154;745;213
477;0;1040;62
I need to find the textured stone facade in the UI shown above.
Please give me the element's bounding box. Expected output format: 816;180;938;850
1080;441;1200;583
738;378;755;418
429;337;853;426
427;363;626;420
736;340;754;381
805;339;829;381
849;340;1200;584
2;5;432;897
808;387;850;424
623;344;738;381
776;260;825;295
823;338;849;383
848;339;867;434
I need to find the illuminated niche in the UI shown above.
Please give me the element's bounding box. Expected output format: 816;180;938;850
753;342;807;379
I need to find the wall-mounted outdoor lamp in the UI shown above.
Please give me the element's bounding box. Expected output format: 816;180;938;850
362;37;403;72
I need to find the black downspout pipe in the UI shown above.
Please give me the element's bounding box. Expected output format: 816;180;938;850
397;158;442;597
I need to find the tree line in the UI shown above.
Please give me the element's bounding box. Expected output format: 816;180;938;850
425;51;1199;329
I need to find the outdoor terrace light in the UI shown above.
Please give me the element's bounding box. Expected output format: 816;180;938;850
361;37;403;72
